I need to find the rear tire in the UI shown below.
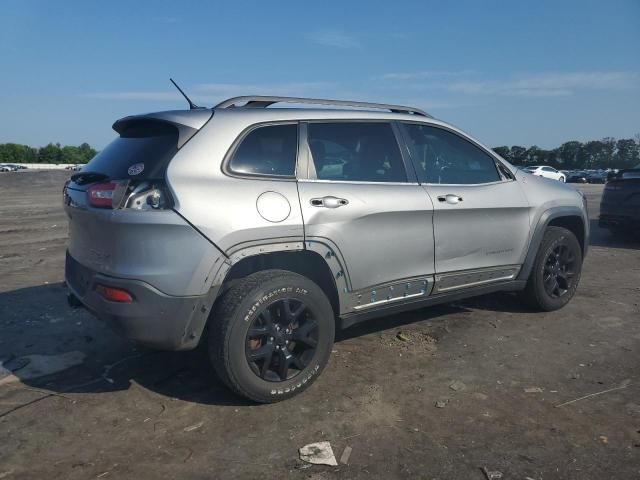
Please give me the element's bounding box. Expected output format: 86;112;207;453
208;269;335;403
522;227;582;311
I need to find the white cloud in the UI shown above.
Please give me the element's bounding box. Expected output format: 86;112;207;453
82;81;340;104
379;71;640;97
82;91;181;101
379;70;475;81
306;30;361;49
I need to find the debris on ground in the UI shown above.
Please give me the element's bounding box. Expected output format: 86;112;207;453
480;466;503;479
435;399;449;408
599;435;608;444
449;380;466;392
183;422;204;432
524;387;543;393
339;445;352;465
299;441;338;466
555;381;632;408
0;351;86;385
472;392;489;400
396;332;410;342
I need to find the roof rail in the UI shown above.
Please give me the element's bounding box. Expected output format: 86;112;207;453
214;96;431;118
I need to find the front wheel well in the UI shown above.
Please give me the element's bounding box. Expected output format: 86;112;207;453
219;250;340;316
548;215;585;255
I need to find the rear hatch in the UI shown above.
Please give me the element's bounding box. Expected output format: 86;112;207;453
64;109;217;296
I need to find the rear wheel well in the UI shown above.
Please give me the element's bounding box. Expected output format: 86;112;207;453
548;215;585;254
219;250;340;316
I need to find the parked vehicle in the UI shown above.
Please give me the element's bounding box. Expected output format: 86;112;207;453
0;164;20;172
600;168;640;238
523;165;566;182
64;95;589;402
587;171;607;184
567;171;588;183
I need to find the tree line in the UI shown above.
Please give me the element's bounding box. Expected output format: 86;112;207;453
492;136;640;170
0;142;97;165
1;136;639;170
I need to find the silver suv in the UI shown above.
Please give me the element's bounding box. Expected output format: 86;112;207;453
64;96;588;402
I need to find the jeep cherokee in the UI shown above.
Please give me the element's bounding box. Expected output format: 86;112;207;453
64;96;589;402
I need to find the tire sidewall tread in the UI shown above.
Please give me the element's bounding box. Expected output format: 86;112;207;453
209;269;335;403
524;226;582;311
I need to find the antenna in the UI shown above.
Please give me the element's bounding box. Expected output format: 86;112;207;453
169;78;204;110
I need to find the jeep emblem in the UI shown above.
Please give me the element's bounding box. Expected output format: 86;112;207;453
128;163;144;176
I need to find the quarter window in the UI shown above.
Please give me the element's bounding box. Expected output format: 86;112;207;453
307;122;407;182
402;123;501;184
229;124;298;177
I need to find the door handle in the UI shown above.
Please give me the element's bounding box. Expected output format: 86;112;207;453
310;196;349;208
437;194;463;205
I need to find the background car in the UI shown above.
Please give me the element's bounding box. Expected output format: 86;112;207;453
566;171;588;183
600;167;640;238
587;171;607;184
523;165;566;182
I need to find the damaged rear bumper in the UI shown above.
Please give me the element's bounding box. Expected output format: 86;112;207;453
65;251;218;350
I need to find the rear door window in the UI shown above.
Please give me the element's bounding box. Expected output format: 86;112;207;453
402;123;501;184
229;123;298;177
307;122;407;183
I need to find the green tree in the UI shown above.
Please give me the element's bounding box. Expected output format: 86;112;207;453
510;146;527;165
614;139;640;169
37;143;62;164
556;141;583;170
492;146;511;161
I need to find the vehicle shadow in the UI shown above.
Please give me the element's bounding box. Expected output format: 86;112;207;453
588;219;639;250
0;282;479;407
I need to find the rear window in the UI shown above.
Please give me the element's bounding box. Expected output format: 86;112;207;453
82;122;179;180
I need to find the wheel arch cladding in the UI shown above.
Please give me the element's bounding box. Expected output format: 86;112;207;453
548;215;586;255
518;207;587;281
219;250;340;317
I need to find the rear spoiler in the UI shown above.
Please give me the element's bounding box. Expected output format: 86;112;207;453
113;109;213;148
609;169;640;181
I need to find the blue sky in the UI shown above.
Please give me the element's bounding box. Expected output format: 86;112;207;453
1;0;639;149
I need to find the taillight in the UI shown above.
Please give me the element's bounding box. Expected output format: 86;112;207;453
87;180;172;210
87;182;117;208
96;284;133;303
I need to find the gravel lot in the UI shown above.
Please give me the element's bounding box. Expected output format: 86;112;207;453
0;170;638;479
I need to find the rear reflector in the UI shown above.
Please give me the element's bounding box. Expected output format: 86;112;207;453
96;284;133;303
87;182;117;208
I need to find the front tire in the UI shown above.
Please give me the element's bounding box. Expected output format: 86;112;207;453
559;175;566;182
522;227;582;311
208;269;335;403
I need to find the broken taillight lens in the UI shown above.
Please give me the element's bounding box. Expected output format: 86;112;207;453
86;180;170;210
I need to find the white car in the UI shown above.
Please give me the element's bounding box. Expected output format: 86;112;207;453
523;165;566;182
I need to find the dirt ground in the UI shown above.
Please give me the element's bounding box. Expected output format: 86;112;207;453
0;170;638;479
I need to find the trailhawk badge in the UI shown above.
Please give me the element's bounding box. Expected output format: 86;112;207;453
128;163;145;176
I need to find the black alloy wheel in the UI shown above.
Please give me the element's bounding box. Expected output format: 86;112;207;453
542;242;579;298
245;298;319;382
